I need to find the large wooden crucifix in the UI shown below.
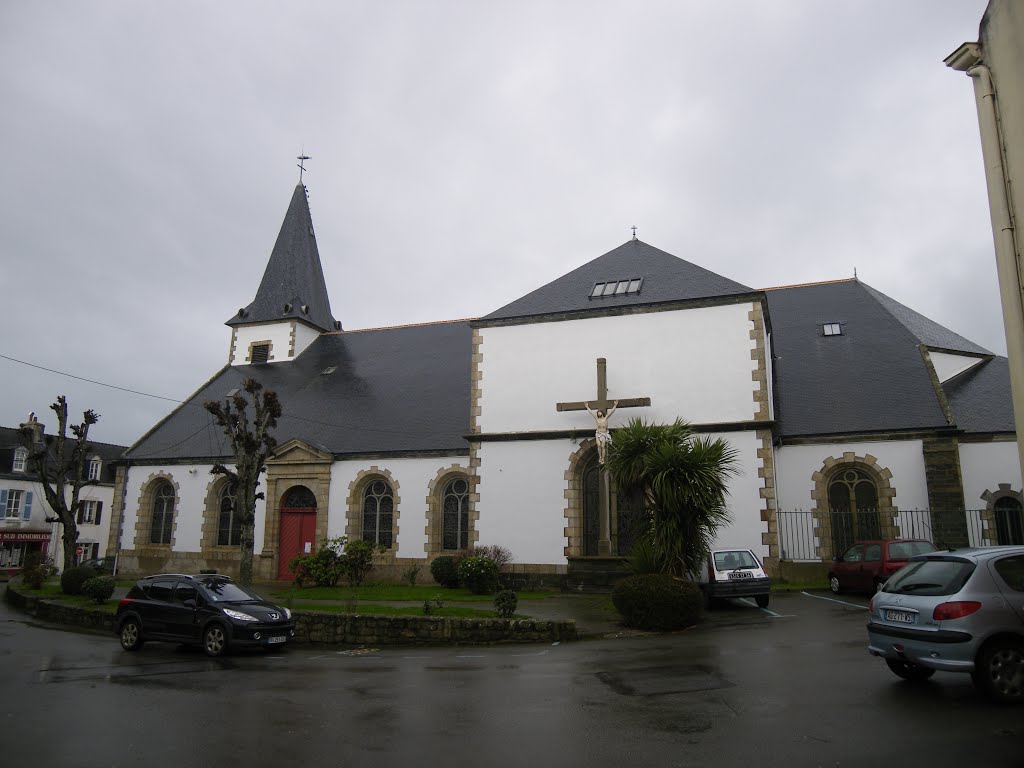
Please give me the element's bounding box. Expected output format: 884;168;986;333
557;357;651;556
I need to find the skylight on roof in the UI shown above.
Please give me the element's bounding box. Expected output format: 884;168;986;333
823;323;842;336
590;278;642;299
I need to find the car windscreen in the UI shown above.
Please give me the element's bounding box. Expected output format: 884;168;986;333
884;558;975;597
714;551;759;570
888;541;936;559
199;580;261;603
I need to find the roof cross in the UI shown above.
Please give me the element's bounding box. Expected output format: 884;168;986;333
297;153;311;183
631;225;637;240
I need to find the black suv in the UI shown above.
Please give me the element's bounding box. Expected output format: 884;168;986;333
115;574;296;657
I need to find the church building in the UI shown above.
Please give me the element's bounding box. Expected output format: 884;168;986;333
106;184;1024;583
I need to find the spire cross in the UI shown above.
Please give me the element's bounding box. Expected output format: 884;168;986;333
297;153;311;183
631;225;637;240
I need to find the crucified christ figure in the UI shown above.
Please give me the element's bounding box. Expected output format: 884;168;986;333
584;400;618;465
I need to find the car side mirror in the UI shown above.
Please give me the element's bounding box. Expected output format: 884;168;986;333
183;599;197;609
833;555;843;563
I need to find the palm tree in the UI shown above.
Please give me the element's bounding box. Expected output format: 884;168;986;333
607;418;738;578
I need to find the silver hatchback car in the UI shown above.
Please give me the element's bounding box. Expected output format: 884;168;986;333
866;545;1024;703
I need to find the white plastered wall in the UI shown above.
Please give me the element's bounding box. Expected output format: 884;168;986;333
774;440;930;511
930;351;985;383
229;321;320;365
477;303;759;434
959;441;1023;507
476;430;767;565
121;464;268;553
328;455;470;559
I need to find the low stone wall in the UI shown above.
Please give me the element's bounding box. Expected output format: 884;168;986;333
296;611;576;645
4;584;577;646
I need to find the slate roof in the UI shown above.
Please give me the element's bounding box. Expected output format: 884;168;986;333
125;320;472;462
765;279;1004;438
860;283;991;355
0;425;127;482
226;184;339;333
944;356;1016;434
482;239;755;322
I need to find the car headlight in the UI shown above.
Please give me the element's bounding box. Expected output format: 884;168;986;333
282;607;292;620
223;608;258;622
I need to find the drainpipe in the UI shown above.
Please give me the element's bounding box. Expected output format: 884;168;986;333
948;43;1024;480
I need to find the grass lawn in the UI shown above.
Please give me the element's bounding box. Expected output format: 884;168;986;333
265;584;558;602
17;582;120;613
289;601;523;619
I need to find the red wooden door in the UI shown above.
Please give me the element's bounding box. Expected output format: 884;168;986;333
278;509;317;580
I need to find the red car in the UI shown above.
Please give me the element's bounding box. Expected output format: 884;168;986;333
828;539;936;595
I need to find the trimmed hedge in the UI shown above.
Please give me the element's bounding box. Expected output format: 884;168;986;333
61;565;99;596
458;556;500;595
81;575;116;604
612;574;704;631
430;556;461;588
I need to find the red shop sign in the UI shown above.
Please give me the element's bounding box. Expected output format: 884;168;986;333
0;531;51;543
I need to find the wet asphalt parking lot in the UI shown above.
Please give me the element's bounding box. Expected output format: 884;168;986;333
2;591;1021;768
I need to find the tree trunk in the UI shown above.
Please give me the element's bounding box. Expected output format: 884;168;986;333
239;520;255;586
61;521;79;573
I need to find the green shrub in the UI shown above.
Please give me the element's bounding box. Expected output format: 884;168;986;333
402;563;422;586
61;565;99;596
342;539;381;587
287;536;347;587
81;575;116;604
430;555;461;588
494;589;518;618
20;552;50;590
474;544;513;569
458;555;500;595
612;574;703;631
625;536;664;575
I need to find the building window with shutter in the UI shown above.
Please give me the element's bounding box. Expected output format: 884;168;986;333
87;457;101;481
78;500;102;525
3;490;23;519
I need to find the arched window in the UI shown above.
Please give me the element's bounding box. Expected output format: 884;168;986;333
362;479;393;548
12;448;28;473
150;481;175;545
827;468;881;555
994;497;1024;546
218;482;242;546
442;477;470;550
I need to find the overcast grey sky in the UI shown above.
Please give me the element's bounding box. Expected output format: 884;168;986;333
0;0;999;447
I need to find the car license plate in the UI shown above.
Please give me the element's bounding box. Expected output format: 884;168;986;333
885;610;915;624
727;572;752;580
267;635;286;644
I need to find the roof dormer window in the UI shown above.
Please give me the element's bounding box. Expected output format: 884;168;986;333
87;457;102;481
823;323;843;337
13;447;27;473
590;278;642;299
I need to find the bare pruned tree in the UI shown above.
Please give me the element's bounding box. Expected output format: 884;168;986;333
19;397;100;574
204;378;281;586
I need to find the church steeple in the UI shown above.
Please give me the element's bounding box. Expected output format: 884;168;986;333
226;184;340;366
228;184;339;333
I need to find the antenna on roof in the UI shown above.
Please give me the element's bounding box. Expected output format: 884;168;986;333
854;266;858;279
631;225;637;241
297;150;311;184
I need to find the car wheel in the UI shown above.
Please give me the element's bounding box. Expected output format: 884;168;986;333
203;624;228;658
972;639;1024;704
885;658;935;682
829;574;842;594
755;594;770;609
119;619;144;651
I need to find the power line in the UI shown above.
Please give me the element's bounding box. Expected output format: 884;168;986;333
0;353;183;404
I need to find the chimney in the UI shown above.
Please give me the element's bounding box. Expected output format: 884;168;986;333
20;412;43;445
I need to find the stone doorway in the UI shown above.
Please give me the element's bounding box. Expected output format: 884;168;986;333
278;485;317;580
